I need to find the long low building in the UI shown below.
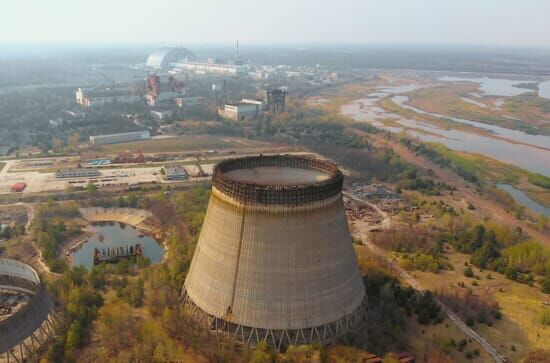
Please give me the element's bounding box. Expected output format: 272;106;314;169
163;164;188;180
76;88;142;108
173;61;247;77
55;168;101;178
89;131;150;145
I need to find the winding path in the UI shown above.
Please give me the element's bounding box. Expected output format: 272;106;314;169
0;202;60;276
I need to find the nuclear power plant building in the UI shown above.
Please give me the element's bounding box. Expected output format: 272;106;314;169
182;155;368;349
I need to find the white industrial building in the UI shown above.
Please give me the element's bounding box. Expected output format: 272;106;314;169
173;61;247;77
75;88;142;108
150;109;173;120
219;103;255;121
241;98;264;108
89;131;150;145
55;168;101;178
219;99;264;121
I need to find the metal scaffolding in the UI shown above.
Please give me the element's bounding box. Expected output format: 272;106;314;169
181;288;368;350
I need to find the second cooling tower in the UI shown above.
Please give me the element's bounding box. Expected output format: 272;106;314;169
182;155;367;349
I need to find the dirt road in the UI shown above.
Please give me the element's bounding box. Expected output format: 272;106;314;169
364;237;506;363
14;202;61;276
349;194;507;363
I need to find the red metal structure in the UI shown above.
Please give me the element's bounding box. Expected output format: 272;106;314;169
145;75;161;97
113;151;145;164
10;183;26;192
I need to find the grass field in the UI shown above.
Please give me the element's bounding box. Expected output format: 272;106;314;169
405;316;492;363
354;246;491;362
99;135;270;153
379;96;480;131
431;143;524;184
410;249;550;362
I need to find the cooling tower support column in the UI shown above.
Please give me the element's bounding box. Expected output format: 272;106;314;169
181;155;368;349
182;289;368;349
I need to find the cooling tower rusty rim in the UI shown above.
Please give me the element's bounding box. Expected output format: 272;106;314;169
213;154;344;205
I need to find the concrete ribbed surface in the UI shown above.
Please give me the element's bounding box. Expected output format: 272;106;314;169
184;188;365;330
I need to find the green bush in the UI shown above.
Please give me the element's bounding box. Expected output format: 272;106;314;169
542;278;550;294
464;267;474;278
457;339;467;351
505;267;518;280
541;310;550;326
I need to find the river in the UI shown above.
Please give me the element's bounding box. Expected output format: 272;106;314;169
439;76;536;97
341;84;550;176
392;95;550;150
496;184;550;217
539;80;550;100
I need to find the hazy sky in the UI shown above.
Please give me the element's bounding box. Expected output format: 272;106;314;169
1;0;549;47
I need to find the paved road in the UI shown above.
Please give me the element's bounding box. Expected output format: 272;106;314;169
348;192;507;363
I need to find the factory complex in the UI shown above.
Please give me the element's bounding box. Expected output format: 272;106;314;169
0;138;310;195
75;47;249;109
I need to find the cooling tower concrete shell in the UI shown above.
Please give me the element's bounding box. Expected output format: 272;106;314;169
0;259;59;362
182;155;367;348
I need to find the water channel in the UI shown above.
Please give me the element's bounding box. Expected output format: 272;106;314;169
496;184;550;217
341;83;550;176
438;76;536;97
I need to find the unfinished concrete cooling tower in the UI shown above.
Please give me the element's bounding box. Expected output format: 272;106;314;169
182;155;367;349
0;259;59;362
